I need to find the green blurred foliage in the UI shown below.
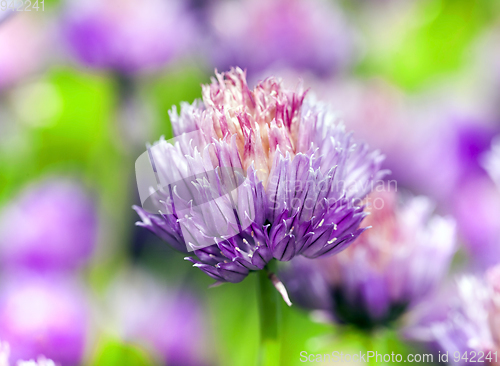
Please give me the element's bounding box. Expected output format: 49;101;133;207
34;69;112;172
207;275;260;366
146;65;210;139
280;302;334;366
358;0;499;91
0;68;117;202
90;338;158;366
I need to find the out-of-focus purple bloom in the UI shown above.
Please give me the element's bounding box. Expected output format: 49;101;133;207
283;190;456;329
420;117;500;268
105;270;208;366
0;179;97;272
482;136;500;189
444;128;500;268
427;266;500;366
0;15;46;90
134;68;386;283
280;256;331;312
62;0;198;74
401;281;457;350
0;273;88;365
0;342;56;366
409;116;499;206
209;0;356;76
313;78;499;207
321;79;413;181
453;177;500;268
185;0;216;29
339;84;498;205
321;79;500;270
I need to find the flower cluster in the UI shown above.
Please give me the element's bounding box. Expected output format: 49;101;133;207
135;68;387;283
282;190;456;329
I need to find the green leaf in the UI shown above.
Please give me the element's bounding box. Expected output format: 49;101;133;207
90;338;157;366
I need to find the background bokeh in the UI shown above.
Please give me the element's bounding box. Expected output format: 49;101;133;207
1;0;500;365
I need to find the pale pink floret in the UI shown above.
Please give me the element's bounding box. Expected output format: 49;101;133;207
172;68;304;186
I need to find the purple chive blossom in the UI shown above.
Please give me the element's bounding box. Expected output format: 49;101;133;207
106;270;208;366
428;266;500;365
0;273;88;365
0;179;97;272
62;0;198;74
282;190;456;329
134;68;387;283
0;343;56;366
0;15;46;90
209;0;356;76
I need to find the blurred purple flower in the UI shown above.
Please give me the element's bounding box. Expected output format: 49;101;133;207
0;273;88;365
459;136;500;266
321;79;500;269
282;190;456;329
404;116;500;268
444;128;500;269
209;0;356;76
482;136;500;189
106;270;209;366
453;177;500;268
401;281;458;352
0;15;46;90
408;116;499;207
62;0;198;74
427;266;500;365
134;68;386;283
412;117;499;268
0;342;56;366
324;80;500;207
322;79;413;181
0;179;97;272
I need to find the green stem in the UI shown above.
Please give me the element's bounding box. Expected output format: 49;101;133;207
257;260;281;366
